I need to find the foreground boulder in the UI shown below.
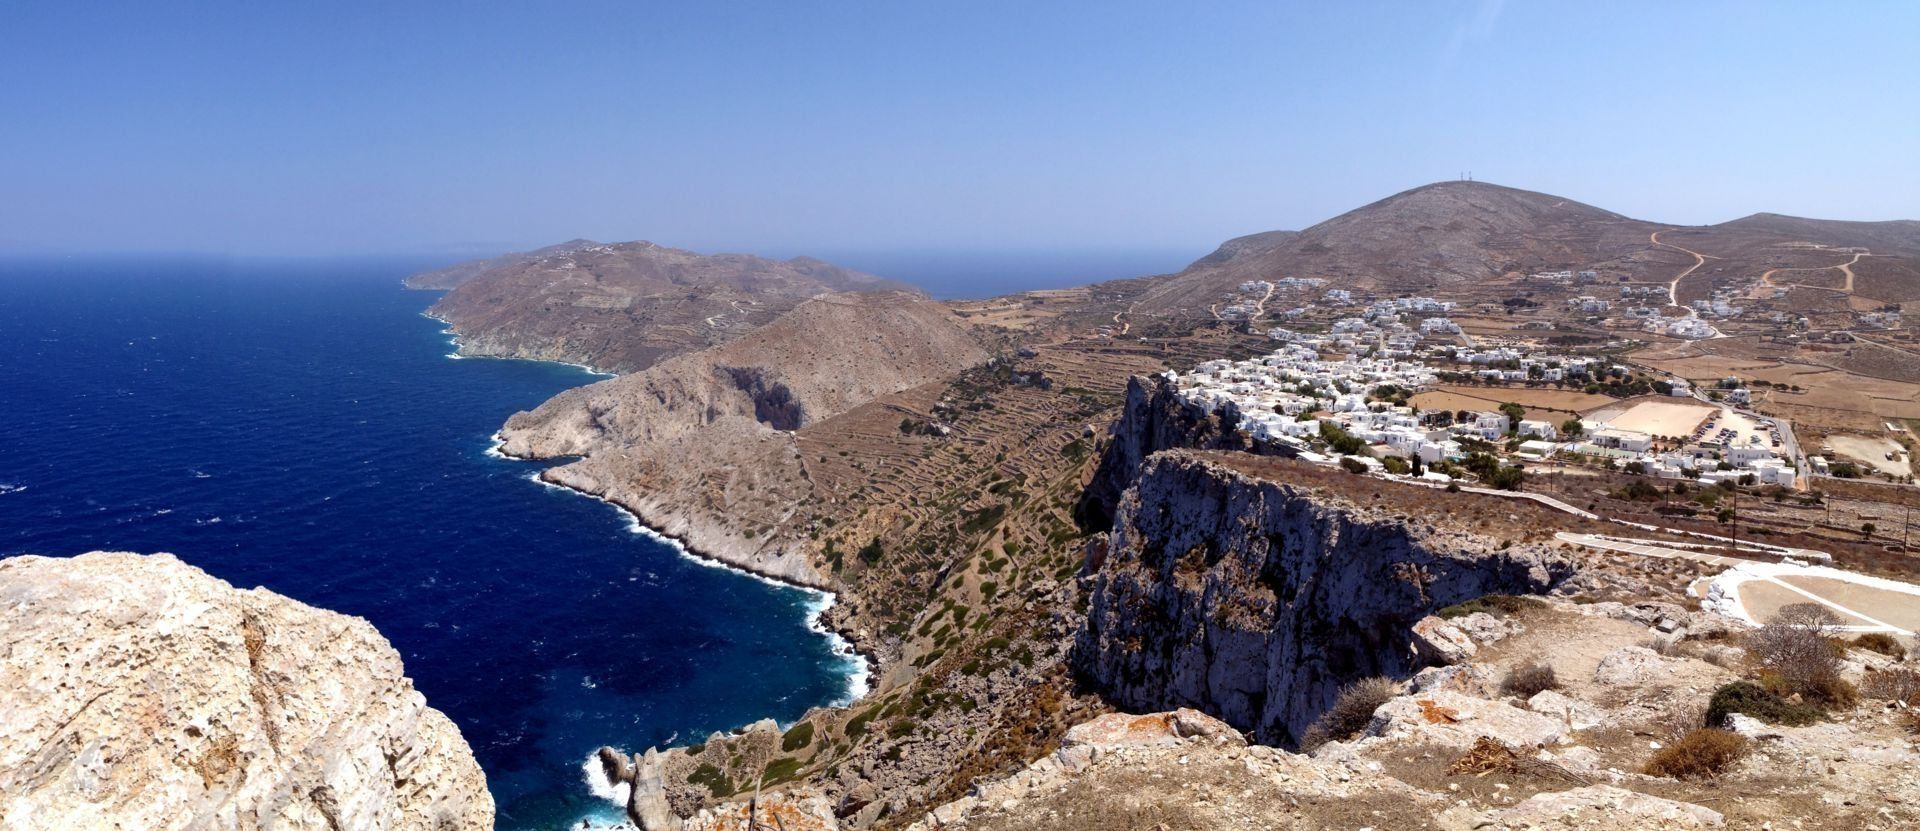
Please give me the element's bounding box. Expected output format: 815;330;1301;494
0;552;492;830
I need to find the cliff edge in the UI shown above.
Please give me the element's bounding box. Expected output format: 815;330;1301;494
0;552;493;831
1075;450;1578;745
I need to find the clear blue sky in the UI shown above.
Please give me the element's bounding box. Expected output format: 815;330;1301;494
4;1;1916;257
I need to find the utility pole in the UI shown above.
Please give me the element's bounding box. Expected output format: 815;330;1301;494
1730;486;1738;551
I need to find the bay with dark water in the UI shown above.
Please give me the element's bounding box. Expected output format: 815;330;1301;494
0;258;862;829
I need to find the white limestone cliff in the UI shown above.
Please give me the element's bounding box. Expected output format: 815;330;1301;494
0;551;493;830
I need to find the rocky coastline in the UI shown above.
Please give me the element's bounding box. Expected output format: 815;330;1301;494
493;432;880;700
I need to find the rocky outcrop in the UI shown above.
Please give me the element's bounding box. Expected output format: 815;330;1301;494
1078;374;1259;530
0;552;492;831
1073;451;1577;746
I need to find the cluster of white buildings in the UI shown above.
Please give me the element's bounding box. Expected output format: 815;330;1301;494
1368;296;1455;316
1858;310;1902;329
1649;316;1718;339
1170;333;1800;491
1171;346;1458;461
1693;297;1743;318
1568;296;1612;314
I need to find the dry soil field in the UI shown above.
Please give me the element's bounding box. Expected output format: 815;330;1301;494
1408;385;1616;421
1588;399;1716;437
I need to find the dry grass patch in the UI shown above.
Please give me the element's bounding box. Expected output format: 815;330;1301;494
1300;677;1399;750
1499;661;1560;698
1861;668;1920;705
1644;728;1749;780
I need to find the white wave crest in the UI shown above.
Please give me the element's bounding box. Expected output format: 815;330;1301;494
580;754;632;808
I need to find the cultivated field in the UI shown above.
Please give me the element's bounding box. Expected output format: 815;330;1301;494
1407;385;1615;420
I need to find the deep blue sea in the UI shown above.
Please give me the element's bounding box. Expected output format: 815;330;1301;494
0;258;862;829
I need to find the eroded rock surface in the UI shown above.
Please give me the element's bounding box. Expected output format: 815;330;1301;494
1073;451;1577;745
0;552;492;831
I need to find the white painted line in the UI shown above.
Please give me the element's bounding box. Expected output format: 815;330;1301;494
1759;576;1914;636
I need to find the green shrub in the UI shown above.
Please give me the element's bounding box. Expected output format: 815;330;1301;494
781;721;815;752
761;756;804;784
845;707;878;738
1300;677;1398;750
1706;681;1821;727
687;763;734;798
1644;728;1748;780
962;504;1007;534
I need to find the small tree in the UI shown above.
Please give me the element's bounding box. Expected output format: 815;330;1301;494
1499;402;1526;432
1747;603;1846;703
1861;522;1876;539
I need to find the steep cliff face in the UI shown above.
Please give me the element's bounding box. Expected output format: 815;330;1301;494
1078;374;1256;530
1073;452;1576;746
0;552;492;831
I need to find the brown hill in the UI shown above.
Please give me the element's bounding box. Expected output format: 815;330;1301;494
1135;181;1661;315
422;241;913;372
493;291;990;585
1136;181;1920;316
402;238;602;290
1719;213;1920;257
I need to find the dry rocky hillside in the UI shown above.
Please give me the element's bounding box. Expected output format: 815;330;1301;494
403;238;603;290
495;291;990;585
596;450;1920;830
1128;181;1920;325
1133;181;1667;319
395;181;1920;829
0;552;492;831
421;241;910;372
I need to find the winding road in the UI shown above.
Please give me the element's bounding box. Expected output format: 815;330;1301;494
1648;231;1726;338
1649;230;1716;307
1758;249;1869;295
